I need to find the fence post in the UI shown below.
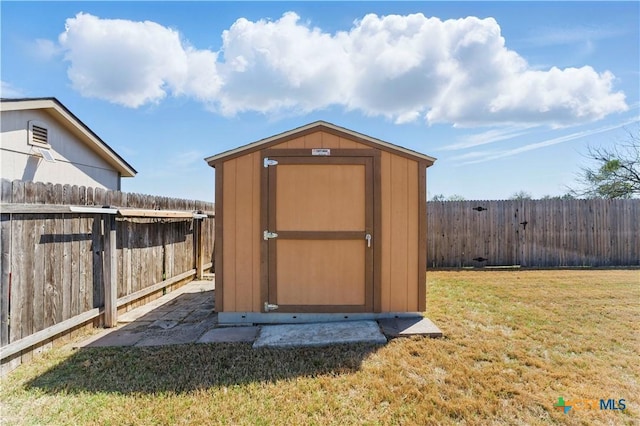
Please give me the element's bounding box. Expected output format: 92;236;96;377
103;214;117;327
194;218;204;280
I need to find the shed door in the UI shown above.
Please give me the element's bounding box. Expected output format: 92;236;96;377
263;151;376;313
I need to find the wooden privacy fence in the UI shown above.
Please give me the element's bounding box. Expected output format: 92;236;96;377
0;179;214;369
427;199;640;268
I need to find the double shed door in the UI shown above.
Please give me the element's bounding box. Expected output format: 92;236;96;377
262;149;380;313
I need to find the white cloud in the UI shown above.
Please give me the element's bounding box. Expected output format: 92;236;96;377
442;125;535;151
459;118;640;165
0;81;25;98
54;12;628;126
58;13;220;107
519;25;626;48
33;38;63;60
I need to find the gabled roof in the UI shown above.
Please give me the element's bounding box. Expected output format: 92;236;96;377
1;97;137;177
205;121;436;166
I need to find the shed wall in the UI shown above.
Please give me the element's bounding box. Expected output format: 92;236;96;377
380;152;420;312
221;152;262;312
272;131;370;149
219;131;424;313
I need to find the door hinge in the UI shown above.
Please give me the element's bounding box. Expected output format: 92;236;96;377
264;302;279;312
263;230;278;240
263;158;278;168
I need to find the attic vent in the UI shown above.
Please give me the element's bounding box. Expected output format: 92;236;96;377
28;121;50;147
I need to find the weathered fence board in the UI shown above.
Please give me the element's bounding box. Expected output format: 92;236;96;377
0;179;214;354
427;199;640;268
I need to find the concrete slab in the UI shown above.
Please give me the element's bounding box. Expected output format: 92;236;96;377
135;319;211;347
377;317;443;338
75;328;144;347
253;320;387;348
184;309;215;323
198;326;260;343
150;320;179;330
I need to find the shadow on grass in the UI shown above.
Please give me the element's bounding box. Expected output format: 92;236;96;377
26;342;382;394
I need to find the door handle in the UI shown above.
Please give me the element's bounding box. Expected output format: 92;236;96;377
365;233;372;248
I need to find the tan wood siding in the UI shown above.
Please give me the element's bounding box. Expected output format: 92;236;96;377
222;154;261;312
380;152;419;312
272;131;370;150
276;240;365;305
217;128;427;314
275;164;365;231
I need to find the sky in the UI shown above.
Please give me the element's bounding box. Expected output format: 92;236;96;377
1;1;638;202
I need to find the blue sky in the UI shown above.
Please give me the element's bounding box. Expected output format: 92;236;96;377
2;1;638;202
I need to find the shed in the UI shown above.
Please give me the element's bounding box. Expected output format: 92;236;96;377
205;121;436;324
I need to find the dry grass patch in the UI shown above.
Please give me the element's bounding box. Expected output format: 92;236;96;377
1;270;638;425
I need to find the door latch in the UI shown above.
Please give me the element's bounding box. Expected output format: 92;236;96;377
263;230;278;240
365;233;372;248
264;302;279;312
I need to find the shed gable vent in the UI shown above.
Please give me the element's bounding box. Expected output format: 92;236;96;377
28;121;50;147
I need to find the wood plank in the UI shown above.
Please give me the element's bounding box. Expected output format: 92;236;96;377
22;183;38;341
41;183;56;331
117;208;195;218
251;153;262;312
260;155;269;313
223;159;237;311
9;208;24;343
321;131;341;149
91;214;103;313
339;137;367;149
417;163;426;312
389;155;408;311
52;184;64;326
275;163;366;231
380;151;391;311
264;149;377;158
103;215;117;327
276;240;366;306
372;152;382;313
275;231;366;240
116;269;196;307
284;136;305;149
303;132;322;149
70;196;81;317
61;186;73;322
194;219;204;279
0;180;12;345
232;154;254;311
0;307;101;360
406;160;418;311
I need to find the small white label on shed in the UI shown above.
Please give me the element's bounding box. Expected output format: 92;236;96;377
311;148;331;156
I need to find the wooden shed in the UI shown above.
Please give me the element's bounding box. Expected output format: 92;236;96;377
205;121;436;324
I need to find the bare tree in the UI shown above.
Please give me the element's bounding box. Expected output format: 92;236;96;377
431;194;466;201
570;128;640;199
510;190;532;200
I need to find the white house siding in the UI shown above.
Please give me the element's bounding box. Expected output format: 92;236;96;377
0;109;120;190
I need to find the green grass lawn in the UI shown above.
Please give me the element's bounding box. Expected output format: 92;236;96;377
1;270;638;425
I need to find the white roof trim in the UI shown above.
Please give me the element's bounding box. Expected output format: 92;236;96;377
205;121;437;165
1;98;136;177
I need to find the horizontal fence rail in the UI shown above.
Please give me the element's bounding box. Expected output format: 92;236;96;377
0;179;214;366
427;199;640;268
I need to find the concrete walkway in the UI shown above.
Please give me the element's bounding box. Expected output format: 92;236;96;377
76;280;441;349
